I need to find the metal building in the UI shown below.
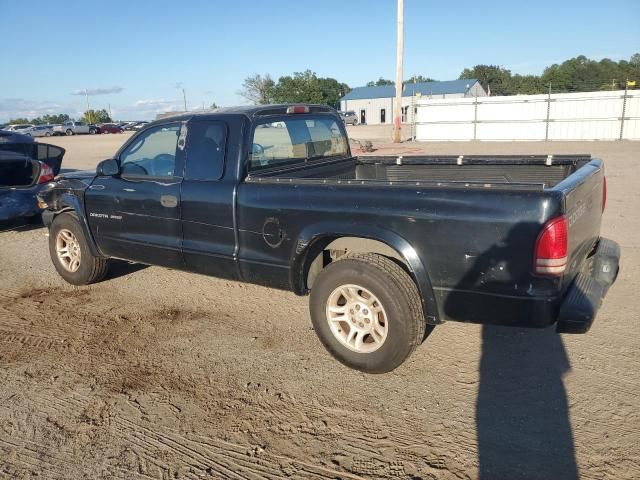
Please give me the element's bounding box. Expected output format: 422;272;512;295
339;79;486;125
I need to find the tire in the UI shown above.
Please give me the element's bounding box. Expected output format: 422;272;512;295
309;253;426;373
66;129;73;136
89;128;97;135
48;212;109;285
45;132;51;137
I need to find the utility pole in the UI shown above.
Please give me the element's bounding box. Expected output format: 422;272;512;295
182;88;188;111
85;88;92;123
392;0;404;143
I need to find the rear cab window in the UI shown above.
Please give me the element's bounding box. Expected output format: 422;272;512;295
249;115;349;172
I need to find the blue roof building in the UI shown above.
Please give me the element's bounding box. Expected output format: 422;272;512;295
339;79;486;125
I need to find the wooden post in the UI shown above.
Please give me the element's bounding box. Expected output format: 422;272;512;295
392;0;404;143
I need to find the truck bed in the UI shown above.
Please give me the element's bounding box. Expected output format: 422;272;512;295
248;154;592;190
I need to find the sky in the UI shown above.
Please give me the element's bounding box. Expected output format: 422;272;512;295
1;0;638;122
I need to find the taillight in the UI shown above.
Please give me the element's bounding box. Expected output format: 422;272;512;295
37;163;55;184
286;105;310;114
602;176;607;212
534;216;568;276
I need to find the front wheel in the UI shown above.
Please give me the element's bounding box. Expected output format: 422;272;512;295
309;253;426;373
48;212;109;285
65;129;73;136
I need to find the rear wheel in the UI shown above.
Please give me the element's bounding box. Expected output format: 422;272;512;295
48;213;109;285
309;253;426;373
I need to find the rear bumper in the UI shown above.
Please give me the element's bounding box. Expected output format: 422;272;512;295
556;237;620;333
0;187;42;221
438;237;620;331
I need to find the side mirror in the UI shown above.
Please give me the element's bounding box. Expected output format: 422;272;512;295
96;158;119;176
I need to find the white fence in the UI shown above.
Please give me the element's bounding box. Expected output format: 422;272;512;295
415;89;640;141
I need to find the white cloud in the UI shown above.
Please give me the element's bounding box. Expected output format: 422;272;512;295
71;86;124;96
0;98;75;122
134;99;175;108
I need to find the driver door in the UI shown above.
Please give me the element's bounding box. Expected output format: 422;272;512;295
85;122;185;267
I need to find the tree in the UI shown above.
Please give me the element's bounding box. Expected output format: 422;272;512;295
7;117;31;125
81;109;111;124
238;74;275;105
404;75;436;84
509;74;545;95
271;70;324;104
41;114;70;124
270;70;349;108
459;65;513;96
366;78;394;87
210;102;219;109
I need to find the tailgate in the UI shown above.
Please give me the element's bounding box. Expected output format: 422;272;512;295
556;159;605;283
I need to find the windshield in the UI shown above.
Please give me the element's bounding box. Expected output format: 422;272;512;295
250;115;348;171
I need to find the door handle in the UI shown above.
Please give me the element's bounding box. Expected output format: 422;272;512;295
160;195;178;208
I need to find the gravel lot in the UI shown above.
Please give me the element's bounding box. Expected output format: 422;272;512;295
0;130;638;479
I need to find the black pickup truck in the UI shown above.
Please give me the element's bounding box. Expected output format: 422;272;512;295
38;104;620;372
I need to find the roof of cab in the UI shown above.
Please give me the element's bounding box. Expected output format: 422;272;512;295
153;104;338;124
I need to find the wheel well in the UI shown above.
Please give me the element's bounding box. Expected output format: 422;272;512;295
305;237;411;291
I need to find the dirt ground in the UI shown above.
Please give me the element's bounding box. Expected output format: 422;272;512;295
0;130;638;479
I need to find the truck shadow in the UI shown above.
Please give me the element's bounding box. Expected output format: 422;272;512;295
476;325;577;479
104;260;149;281
0;218;44;233
443;222;579;479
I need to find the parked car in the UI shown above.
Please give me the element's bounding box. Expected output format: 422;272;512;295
4;124;33;133
38;104;620;373
20;125;54;137
132;121;149;131
98;123;124;134
339;110;358;125
53;121;97;136
0;130;64;223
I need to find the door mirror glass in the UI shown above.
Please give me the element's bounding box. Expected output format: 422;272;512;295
96;158;119;176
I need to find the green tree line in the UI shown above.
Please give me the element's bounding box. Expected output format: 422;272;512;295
5;110;113;127
5;113;71;126
240;54;639;107
460;54;640;95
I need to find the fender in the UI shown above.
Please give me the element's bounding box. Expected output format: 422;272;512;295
290;222;441;325
43;191;103;258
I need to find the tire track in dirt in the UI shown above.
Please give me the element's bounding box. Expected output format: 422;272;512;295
0;285;477;479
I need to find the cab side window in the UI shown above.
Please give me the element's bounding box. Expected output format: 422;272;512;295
120;123;180;177
184;120;227;181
